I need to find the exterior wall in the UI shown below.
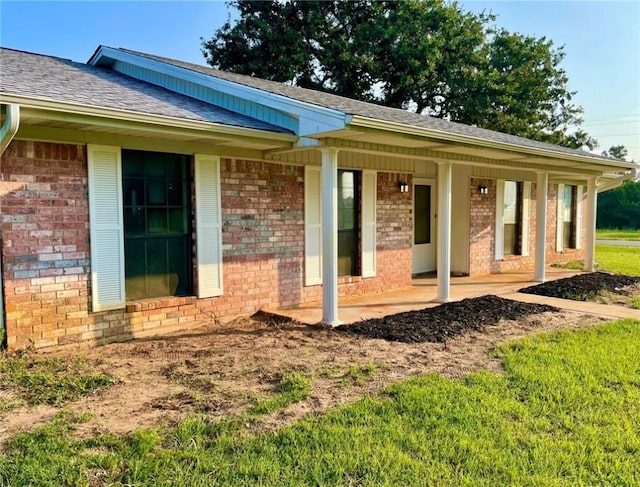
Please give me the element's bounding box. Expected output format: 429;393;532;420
1;141;412;350
468;177;586;276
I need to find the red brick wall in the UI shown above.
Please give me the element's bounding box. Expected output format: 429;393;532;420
468;177;585;276
1;142;412;350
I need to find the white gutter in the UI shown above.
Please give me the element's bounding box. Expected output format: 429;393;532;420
0;103;20;340
597;167;638;193
349;115;637;172
1;103;20;154
1;93;297;144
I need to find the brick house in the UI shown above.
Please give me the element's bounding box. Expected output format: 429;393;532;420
0;46;636;350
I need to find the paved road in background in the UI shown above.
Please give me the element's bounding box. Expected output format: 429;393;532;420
596;239;640;247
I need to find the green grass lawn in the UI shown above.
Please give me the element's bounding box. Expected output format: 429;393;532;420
2;319;639;486
596;229;640;241
596;245;640;276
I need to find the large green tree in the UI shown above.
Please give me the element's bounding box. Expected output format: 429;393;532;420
597;180;640;229
202;0;595;149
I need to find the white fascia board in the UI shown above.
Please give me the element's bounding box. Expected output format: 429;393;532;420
89;47;349;136
1;93;296;144
349;115;638;173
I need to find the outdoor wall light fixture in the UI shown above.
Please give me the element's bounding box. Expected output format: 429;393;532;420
398;182;409;193
478;185;489;195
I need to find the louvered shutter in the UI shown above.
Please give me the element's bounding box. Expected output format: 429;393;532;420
556;183;565;252
361;170;377;277
304;165;322;286
195;154;223;298
87;145;125;311
521;182;532;256
495;180;505;260
576;185;584;249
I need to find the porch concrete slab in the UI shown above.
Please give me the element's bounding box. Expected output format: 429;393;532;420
268;267;631;325
502;291;640;320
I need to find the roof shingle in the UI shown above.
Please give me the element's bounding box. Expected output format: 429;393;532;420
0;47;290;134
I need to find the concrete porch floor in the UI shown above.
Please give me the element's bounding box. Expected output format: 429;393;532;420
269;267;640;324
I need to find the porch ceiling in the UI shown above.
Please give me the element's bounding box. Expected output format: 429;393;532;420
14;106;295;152
308;126;635;182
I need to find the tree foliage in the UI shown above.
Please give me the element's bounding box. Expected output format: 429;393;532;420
602;145;628;161
202;0;595;149
597;180;640;229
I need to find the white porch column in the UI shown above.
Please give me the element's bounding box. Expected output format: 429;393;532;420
436;161;452;302
584;176;598;272
534;171;548;282
320;147;341;326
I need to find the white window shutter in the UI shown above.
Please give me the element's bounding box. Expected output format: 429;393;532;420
576;185;584;249
304;165;322;286
87;144;125;312
521;182;531;256
495;180;505;260
195;154;223;298
361;170;377;278
556;183;564;252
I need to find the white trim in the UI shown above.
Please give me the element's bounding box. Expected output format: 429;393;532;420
194;154;224;298
535;172;548;282
1;94;296;143
436;162;452;302
521;182;531;256
585;178;598;271
89;47;348;136
361;170;377;278
575;185;584;250
349;116;637;172
556;183;565;252
304;165;323;286
495;179;505;260
87;144;126;311
320;148;341;325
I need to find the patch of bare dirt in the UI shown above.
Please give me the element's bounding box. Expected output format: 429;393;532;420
0;306;608;443
520;272;640;305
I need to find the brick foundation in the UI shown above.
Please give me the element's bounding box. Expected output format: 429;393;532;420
1;141;412;350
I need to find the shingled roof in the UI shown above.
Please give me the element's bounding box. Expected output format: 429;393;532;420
117;47;618;163
0;47;290;134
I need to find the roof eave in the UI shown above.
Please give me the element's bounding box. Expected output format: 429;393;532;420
1;93;297;143
349;115;637;172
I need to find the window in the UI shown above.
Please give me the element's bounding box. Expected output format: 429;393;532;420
88;145;223;312
503;181;523;256
122;150;192;300
495;179;530;260
556;183;581;251
562;185;577;249
414;184;431;245
338;170;359;276
304;167;376;285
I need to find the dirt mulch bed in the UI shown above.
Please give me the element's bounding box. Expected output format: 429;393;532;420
334;295;558;343
519;272;640;301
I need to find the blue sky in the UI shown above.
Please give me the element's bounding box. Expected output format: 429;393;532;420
1;1;638;161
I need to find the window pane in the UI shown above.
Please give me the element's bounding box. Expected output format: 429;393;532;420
146;180;166;205
124;207;145;236
147;208;168;234
123;178;144;206
124;240;146;301
504;223;517;255
503;181;518;224
563;185;574;223
503;181;522;255
122;149;192;300
337;170;358;276
167;180;186;206
168;208;187;234
414;185;431;245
